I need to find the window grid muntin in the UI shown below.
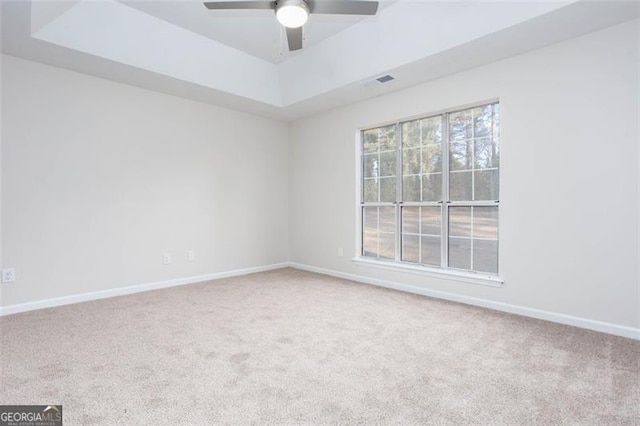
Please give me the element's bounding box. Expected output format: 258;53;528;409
395;122;402;262
441;113;450;268
401;117;443;203
400;205;442;266
361;125;398;204
448;205;499;274
362;205;397;260
361;101;499;275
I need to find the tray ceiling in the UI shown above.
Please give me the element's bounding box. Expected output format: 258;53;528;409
2;0;638;120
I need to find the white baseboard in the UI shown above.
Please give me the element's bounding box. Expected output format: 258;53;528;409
289;262;640;341
0;262;289;316
4;261;638;340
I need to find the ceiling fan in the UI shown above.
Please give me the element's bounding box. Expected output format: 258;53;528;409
203;0;379;51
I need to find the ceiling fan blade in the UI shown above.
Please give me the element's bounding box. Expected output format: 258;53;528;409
311;1;378;15
203;1;275;10
286;27;303;51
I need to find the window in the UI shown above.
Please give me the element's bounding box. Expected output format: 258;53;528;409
359;102;500;280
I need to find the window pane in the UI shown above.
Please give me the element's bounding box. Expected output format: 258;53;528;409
363;206;377;226
402;205;421;264
449;110;472;142
378;232;395;260
402;116;443;202
448;206;498;273
450;171;472;201
402;207;442;266
401;116;443;204
473;207;498;239
421;236;441;266
493;104;500;142
473;105;493;138
403;175;420;202
379;207;395;233
422;144;442;174
380;151;396;177
473;239;498;274
362;207;378;257
421;116;443;145
363;233;378;257
402;207;420;234
474;137;499;169
474;169;499;201
422;173;442;202
363;130;378;154
402;234;419;263
362;207;396;260
380;177;396;202
402;120;420;148
363;179;378;202
473;206;498;274
421;207;441;235
450;140;472;171
379;125;397;151
363;124;398;204
449;103;500;203
363;154;378;178
449;207;471;238
403;148;421;175
449;237;471;270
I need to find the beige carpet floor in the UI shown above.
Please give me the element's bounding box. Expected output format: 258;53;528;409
1;268;638;425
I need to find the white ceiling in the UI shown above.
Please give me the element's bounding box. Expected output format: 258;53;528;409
2;0;638;120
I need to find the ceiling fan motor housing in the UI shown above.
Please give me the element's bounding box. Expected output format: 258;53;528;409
275;0;310;28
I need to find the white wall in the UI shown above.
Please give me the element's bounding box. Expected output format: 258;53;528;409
1;54;289;307
289;20;640;329
1;20;639;335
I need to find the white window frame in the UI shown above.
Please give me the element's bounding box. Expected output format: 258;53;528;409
353;100;504;287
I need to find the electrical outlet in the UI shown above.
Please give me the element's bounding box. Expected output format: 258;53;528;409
337;248;344;257
188;250;196;262
162;253;171;265
2;268;16;283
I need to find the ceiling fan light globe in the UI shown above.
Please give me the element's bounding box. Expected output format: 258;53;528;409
276;3;308;28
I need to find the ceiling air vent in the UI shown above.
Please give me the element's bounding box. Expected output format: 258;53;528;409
376;75;394;83
361;74;395;87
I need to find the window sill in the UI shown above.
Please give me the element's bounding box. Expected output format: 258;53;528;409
352;257;504;287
